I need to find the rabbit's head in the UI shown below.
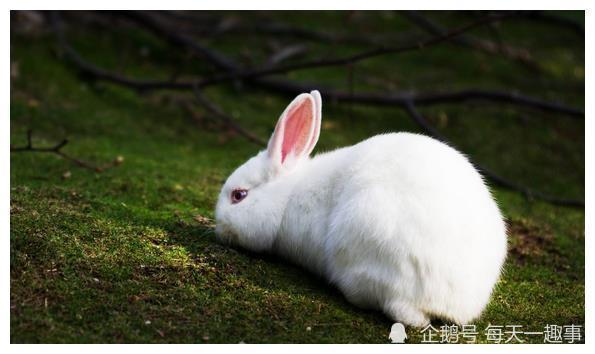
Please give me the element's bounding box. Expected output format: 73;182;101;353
215;90;322;252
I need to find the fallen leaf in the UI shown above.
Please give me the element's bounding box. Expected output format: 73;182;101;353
194;214;215;227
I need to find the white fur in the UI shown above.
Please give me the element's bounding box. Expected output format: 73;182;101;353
215;90;507;327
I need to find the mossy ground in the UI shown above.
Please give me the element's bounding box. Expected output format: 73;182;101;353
10;11;584;343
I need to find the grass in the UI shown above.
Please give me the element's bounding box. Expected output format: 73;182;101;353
10;11;584;343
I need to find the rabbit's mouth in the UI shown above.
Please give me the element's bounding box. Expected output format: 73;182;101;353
214;223;239;246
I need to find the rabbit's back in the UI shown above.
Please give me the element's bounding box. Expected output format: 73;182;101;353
319;132;507;325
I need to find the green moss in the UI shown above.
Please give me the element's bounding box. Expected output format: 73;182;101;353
11;11;583;343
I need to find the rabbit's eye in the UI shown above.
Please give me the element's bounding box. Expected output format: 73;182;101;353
231;189;248;204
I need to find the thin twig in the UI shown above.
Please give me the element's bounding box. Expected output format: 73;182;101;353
10;129;123;172
402;102;584;208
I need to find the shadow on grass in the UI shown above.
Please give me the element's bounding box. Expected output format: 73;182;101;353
162;218;394;322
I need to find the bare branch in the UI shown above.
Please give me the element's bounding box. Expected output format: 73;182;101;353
253;79;584;118
11;130;123;172
51;12;583;119
332;89;584;118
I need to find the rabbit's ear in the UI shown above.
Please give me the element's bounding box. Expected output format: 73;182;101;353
267;91;321;171
305;90;322;156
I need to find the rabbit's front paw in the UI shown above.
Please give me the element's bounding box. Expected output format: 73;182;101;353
386;300;430;328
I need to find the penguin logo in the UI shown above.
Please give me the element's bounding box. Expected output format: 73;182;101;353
389;323;407;343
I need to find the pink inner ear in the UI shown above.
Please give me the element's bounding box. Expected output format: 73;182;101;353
281;98;313;163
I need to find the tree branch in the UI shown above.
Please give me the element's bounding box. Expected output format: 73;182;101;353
51;12;583;119
10;129;124;172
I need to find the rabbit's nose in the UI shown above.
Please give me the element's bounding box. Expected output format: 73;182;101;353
214;223;224;236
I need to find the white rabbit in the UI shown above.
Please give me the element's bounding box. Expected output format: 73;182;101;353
215;90;507;327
